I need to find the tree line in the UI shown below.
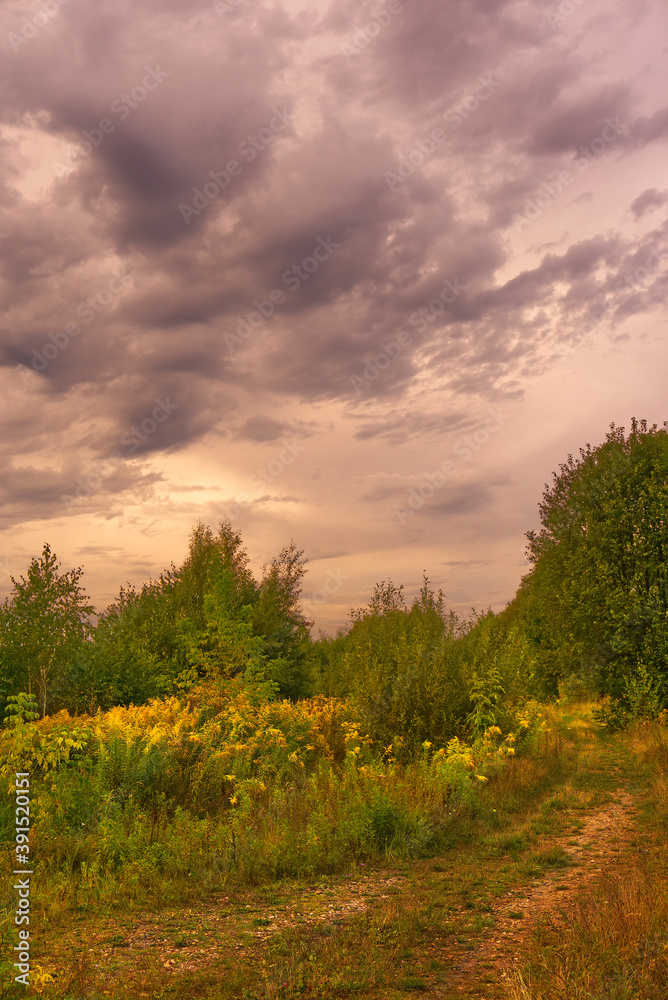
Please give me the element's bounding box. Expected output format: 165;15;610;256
2;418;667;734
0;522;310;718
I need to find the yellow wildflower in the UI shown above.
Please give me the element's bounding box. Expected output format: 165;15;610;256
33;967;54;992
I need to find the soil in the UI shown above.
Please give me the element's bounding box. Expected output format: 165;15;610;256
42;770;642;998
443;787;638;995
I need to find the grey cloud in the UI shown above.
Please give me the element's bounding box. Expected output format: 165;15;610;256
253;494;303;505
567;191;594;207
235;415;292;443
630;187;668;219
416;483;500;518
307;550;350;562
0;458;162;529
527;85;632;156
625;106;668;150
0;0;665;537
351;409;474;444
440;560;491;569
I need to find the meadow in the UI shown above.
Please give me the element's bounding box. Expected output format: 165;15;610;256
1;694;666;998
2;419;668;997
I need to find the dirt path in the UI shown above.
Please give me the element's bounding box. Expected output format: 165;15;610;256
42;733;645;999
50;788;639;996
443;787;638;996
53;869;414;987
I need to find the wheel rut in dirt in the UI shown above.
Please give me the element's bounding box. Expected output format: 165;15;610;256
440;786;639;996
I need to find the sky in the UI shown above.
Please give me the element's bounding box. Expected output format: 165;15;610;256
0;0;667;634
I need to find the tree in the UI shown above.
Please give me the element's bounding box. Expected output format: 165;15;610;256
252;542;310;699
349;579;406;623
1;544;95;717
72;583;174;711
79;523;310;707
523;419;668;709
175;520;257;629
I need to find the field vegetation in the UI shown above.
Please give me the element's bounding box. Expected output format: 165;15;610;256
1;418;667;998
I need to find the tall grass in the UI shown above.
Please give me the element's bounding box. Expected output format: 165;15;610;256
0;679;544;911
506;719;668;1000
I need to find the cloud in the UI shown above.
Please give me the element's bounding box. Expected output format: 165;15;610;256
625;106;668;150
0;0;667;627
440;560;492;569
630;187;668;219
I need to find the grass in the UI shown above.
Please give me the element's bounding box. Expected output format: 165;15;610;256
505;719;668;1000
1;702;665;999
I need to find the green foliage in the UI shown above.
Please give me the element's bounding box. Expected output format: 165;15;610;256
468;665;506;736
174;582;268;690
251;541;310;699
3;692;39;727
595;661;666;729
0;710;91;789
523;419;668;716
0;678;542;893
65;521;310;711
454;607;541;735
0;543;94;718
71;583;176;711
349;579;408;621
316;577;475;754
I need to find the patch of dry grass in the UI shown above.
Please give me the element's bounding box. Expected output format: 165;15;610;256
505;719;668;1000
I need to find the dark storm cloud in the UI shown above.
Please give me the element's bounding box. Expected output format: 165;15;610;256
89;377;232;459
0;457;162;529
0;0;666;533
